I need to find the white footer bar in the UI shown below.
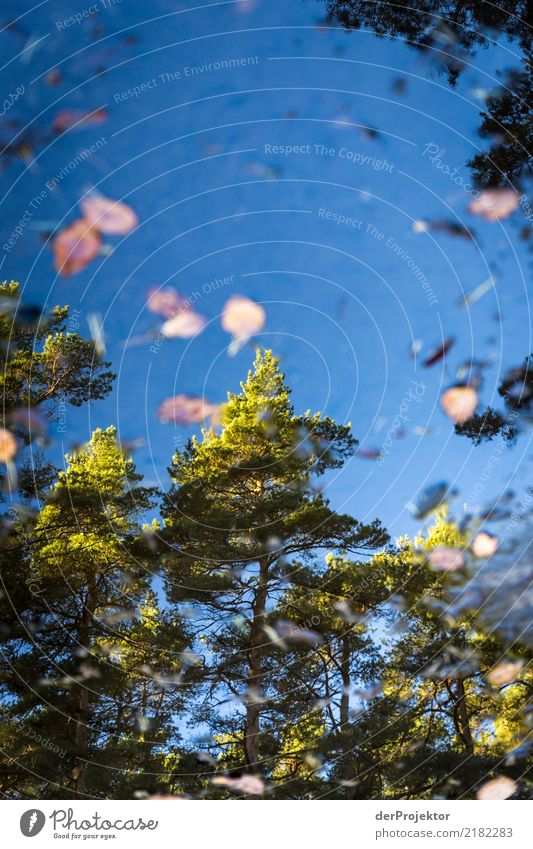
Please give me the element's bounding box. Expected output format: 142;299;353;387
2;799;531;848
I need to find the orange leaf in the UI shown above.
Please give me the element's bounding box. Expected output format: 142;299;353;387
53;219;101;276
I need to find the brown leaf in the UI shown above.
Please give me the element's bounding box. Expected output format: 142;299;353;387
52;219;101;276
0;428;17;463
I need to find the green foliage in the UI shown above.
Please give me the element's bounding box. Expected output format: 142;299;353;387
162;350;387;781
326;2;532;185
0;281;114;417
469;53;533;187
454;408;517;445
0;340;531;800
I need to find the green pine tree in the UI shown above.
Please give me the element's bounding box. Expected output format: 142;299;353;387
162;350;387;778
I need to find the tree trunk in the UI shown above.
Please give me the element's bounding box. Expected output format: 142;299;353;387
453;677;474;754
72;582;96;797
244;558;269;771
339;636;350;729
339;636;356;797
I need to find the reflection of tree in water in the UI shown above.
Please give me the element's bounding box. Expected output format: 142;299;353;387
453;355;533;444
469;51;532;187
326;1;532;186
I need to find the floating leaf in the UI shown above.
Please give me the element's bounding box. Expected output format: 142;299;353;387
440;385;478;424
356;447;382;460
0;429;17;463
304;752;324;771
476;776;517;800
144;794;191;800
486;660;524;687
8;408;46;438
179;650;204;668
245;163;282;180
334;600;361;623
427;546;465;572
44;69;62;86
415;219;474;239
196;750;217;766
59;108;108;132
147;287;187;319
455;359;489;389
136;715;151;733
275;620;323;646
161;310;206;339
423;337;454;367
52;107;108;133
413;425;433;436
100;608;137;626
211;774;265;795
53;219;101;276
471;532;498;558
468;189;519;221
221;295;265;342
80;195;138;235
157;395;218;425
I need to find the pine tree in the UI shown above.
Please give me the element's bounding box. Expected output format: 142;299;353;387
270;550;394;798
0;281;114;418
0;429;161;797
162;350;387;779
368;513;531;798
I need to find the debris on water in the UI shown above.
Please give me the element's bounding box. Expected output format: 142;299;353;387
476;776;517;800
471;532;498;558
52;219;101;275
80;194;138;235
52;107;108;133
440;385;478;424
356;447;382;460
222;295;265;353
468;189;520;221
161;310;206;339
407;481;457;519
423;337;454;367
157;395;219;425
427;546;465;572
211;774;265;795
486;660;524;687
87;312;106;357
457;275;496;307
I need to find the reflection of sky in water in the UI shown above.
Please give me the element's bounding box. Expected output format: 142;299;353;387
1;0;530;539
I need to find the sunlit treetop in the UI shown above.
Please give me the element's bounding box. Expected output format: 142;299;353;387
163;349;388;568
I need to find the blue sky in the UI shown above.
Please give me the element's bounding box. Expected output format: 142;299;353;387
1;0;531;541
